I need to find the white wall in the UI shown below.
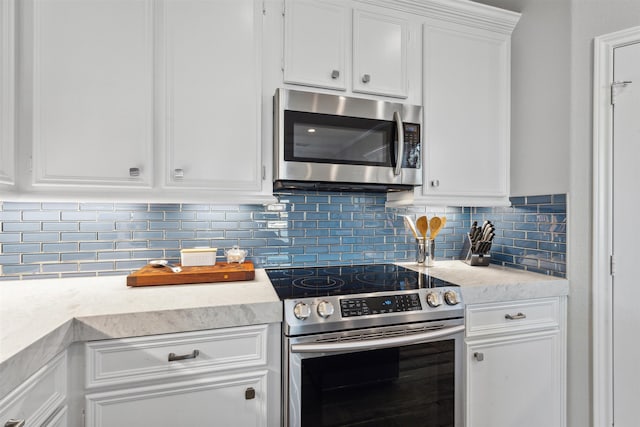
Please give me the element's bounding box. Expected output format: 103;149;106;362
569;3;640;427
474;0;571;197
476;1;640;426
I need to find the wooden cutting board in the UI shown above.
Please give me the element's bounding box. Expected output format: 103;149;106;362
126;261;255;287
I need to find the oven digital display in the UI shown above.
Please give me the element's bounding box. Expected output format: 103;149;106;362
340;293;422;317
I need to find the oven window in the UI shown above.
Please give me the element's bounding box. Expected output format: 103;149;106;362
300;340;455;427
284;110;395;166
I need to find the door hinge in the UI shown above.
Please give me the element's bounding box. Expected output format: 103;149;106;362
611;80;633;105
262;165;266;181
610;254;616;276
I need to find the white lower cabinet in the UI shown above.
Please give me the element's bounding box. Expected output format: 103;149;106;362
0;351;67;427
86;371;267;427
465;297;566;427
83;324;280;427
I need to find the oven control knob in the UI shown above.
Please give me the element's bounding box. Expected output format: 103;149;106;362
426;292;442;308
444;291;460;306
293;302;311;320
317;300;335;318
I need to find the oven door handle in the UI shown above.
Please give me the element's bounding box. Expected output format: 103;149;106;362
290;324;465;354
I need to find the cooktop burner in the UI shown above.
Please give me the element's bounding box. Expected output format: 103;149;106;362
266;264;456;300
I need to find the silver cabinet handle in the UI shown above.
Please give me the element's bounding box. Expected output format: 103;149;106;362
331;69;340;79
431;179;440;187
173;168;184;179
505;312;527;320
5;420;25;427
245;387;256;400
474;352;484;362
129;167;140;177
362;73;371;83
168;349;199;362
393;111;404;177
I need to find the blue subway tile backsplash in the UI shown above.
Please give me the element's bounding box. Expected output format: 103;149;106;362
0;192;567;280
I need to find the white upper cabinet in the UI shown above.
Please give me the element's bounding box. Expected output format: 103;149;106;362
26;0;153;188
421;20;511;206
159;0;262;192
388;5;520;207
282;0;416;100
0;0;15;187
283;0;348;91
352;10;408;98
14;0;269;202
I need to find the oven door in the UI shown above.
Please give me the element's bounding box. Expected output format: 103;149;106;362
284;319;464;427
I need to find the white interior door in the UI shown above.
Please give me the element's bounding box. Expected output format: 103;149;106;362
612;41;640;427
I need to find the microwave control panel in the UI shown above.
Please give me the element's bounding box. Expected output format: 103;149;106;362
402;123;421;169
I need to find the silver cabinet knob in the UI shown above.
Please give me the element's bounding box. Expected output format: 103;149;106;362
293;302;311;320
4;420;25;427
129;167;140;177
317;300;334;318
474;352;484;362
331;69;340;79
362;73;371;83
431;179;440;187
173;168;184;179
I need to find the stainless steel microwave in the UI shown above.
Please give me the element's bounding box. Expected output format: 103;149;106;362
273;88;422;192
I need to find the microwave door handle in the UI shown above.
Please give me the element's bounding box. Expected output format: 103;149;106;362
290;324;465;354
393;111;404;176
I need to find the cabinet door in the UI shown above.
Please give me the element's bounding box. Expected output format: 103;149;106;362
421;21;510;206
466;331;563;427
86;372;267;427
283;0;348;90
0;0;15;186
160;0;262;191
0;352;66;427
27;0;153;187
352;10;408;98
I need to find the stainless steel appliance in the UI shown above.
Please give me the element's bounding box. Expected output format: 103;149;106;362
273;89;422;192
266;264;464;427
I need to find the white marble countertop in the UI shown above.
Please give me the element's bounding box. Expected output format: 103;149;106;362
0;269;282;398
0;261;568;399
400;260;569;304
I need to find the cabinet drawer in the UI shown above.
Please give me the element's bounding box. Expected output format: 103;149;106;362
0;352;66;427
466;298;561;338
86;324;268;389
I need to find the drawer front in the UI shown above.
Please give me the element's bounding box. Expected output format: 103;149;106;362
466;297;561;338
0;352;67;426
86;324;268;389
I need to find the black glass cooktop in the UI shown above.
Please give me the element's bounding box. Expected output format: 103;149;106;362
266;264;457;300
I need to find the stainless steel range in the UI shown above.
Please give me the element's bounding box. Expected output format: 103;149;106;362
266;264;465;427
